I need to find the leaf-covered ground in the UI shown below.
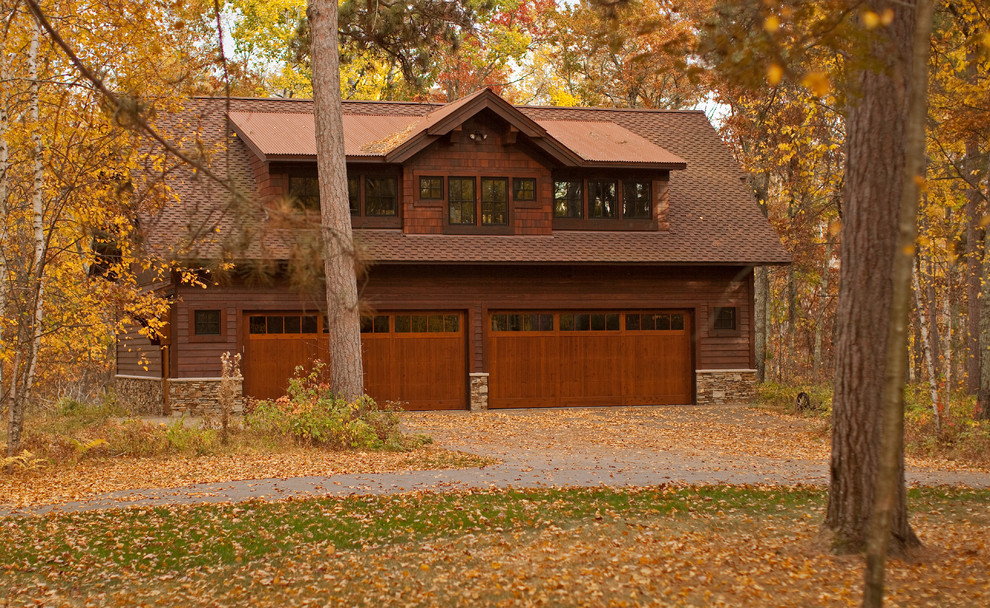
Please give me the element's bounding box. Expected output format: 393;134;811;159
2;486;987;607
403;405;986;473
0;447;490;509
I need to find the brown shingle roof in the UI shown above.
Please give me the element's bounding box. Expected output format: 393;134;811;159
143;95;789;266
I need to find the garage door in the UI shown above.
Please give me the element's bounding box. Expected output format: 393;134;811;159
489;310;692;408
242;311;466;410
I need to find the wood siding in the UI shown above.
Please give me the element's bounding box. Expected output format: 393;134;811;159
116;320;163;378
172;264;754;383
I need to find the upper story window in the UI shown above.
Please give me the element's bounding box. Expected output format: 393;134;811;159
554;178;655;225
513;178;536;201
623;180;652;219
289;176;320;210
449;177;476;225
553;180;583;218
364;176;398;216
348;176;360;214
481;177;508;225
588;180;617;219
420;176;443;200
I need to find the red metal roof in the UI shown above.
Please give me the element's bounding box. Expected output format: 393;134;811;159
228;112;421;158
227;89;684;169
539;120;685;166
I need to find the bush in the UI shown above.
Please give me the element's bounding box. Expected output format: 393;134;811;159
246;363;427;451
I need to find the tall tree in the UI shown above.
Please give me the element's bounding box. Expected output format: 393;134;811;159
306;0;363;399
825;1;927;555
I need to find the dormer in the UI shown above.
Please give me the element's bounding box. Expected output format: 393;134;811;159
226;88;687;235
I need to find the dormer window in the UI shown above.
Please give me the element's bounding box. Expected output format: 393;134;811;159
289;175;320;210
364;176;398;216
553;181;583;218
588;180;617;219
623;181;652;219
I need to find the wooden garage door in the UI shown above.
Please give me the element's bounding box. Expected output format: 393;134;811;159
242;312;466;410
489;310;692;408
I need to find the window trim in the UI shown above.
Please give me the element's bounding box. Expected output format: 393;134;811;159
189;308;226;342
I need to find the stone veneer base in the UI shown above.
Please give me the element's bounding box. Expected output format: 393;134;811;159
168;377;245;417
114;375;166;416
695;369;757;405
469;373;489;411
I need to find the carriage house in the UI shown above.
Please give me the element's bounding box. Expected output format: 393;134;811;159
115;88;789;414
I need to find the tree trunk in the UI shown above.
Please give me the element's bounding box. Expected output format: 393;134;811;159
307;0;365;400
979;152;990;421
914;269;941;435
7;21;46;457
825;0;924;558
862;3;933;604
926;263;940;370
813;238;834;380
964;135;981;394
755;265;769;382
0;8;10;416
753;172;770;383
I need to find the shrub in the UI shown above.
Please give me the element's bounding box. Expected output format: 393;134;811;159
246;363;427;451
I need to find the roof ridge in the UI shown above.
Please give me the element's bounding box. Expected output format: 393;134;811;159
191;96;704;114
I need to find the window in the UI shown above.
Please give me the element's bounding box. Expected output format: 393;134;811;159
623;180;652;219
626;312;684;331
481;177;508;225
553;180;583;218
713;307;737;331
559;312;620;331
419;176;443;200
288;176;320;210
448;177;476;225
194;310;222;335
365;177;398;216
589;180;617;219
491;313;553;332
348;176;360;214
248;314;319;335
393;313;459;333
513;178;536;201
360;315;390;333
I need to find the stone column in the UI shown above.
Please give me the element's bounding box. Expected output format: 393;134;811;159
469;373;489;411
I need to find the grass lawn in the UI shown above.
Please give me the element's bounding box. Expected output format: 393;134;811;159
2;485;988;607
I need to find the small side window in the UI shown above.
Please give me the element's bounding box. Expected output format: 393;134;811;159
194;309;222;336
713;307;737;331
419;176;443;200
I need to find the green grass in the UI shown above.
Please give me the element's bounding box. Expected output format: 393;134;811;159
2;486;826;576
4;486;989;607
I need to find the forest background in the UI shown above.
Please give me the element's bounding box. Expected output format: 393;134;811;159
1;0;989;440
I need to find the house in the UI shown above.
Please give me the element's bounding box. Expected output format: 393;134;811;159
114;88;789;415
